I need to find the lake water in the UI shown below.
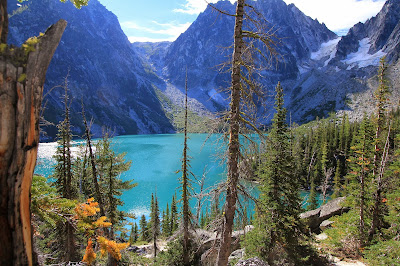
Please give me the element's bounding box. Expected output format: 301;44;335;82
35;134;229;219
35;133;321;223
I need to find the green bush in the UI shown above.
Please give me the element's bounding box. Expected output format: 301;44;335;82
323;210;364;258
155;238;198;266
364;239;400;265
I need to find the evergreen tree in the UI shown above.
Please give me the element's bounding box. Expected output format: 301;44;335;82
245;82;303;263
52;80;75;199
139;215;148;242
332;162;342;199
170;194;179;233
129;223;139;244
369;57;391;241
179;73;194;265
307;178;319;211
345;115;375;247
149;193;160;258
51;79;79;262
95;132;136;238
162;203;171;237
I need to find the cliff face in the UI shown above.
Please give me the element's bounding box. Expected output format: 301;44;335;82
8;0;174;139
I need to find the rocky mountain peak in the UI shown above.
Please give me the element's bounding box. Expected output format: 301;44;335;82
336;0;400;62
8;0;174;139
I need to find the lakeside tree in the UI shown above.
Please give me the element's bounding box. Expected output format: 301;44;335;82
245;82;303;264
206;1;279;264
81;103;106;217
130;222;139;244
51;78;79;261
149;193;160;259
179;71;194;265
95;132;135;237
162;203;171;237
95;132;136;265
170;193;179;233
368;57;390;241
139;214;148;241
345;115;375;248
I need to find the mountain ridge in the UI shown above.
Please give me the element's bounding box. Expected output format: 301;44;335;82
7;0;400;138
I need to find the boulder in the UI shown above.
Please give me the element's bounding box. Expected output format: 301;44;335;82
198;226;254;265
229;248;245;263
235;257;270;266
300;197;350;232
320;220;334;231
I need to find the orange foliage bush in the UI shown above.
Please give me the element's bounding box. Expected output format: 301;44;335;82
82;239;96;265
75;198;129;264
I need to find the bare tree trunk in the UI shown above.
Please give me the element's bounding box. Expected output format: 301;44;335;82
0;20;67;266
0;0;8;43
81;105;106;217
368;125;391;242
322;167;334;203
217;1;244;265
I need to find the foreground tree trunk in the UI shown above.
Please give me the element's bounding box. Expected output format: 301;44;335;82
217;1;244;265
0;20;67;265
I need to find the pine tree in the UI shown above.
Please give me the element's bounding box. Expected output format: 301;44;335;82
369;57;391;241
95;132;136;238
149;193;160;258
179;72;194;265
345;115;375;247
139;215;148;242
51;79;79;262
245;82;303;263
332;162;342;199
307;178;319;211
162;203;171;237
170;194;179;233
129;223;139;244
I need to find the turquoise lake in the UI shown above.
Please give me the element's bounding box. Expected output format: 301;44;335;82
35;134;231;220
35;133;320;223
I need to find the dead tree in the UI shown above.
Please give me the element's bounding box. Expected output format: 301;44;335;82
0;19;67;265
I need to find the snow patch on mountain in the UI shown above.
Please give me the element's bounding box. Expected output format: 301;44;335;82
342;38;386;68
311;37;341;66
208;88;225;105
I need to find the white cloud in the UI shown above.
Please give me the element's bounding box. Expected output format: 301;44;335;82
173;0;235;15
283;0;386;34
122;21;192;43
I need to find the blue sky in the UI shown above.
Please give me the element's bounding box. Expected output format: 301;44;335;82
98;0;386;43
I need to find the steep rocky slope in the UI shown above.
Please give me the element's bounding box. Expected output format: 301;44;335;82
7;0;400;137
8;0;174;139
140;0;400;124
155;0;337;113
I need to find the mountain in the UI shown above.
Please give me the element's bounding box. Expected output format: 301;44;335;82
139;0;400;124
289;0;400;122
151;0;336;113
7;0;400;138
8;0;174;140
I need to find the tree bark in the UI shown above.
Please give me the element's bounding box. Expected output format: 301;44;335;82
217;1;244;265
0;0;8;44
0;20;67;266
